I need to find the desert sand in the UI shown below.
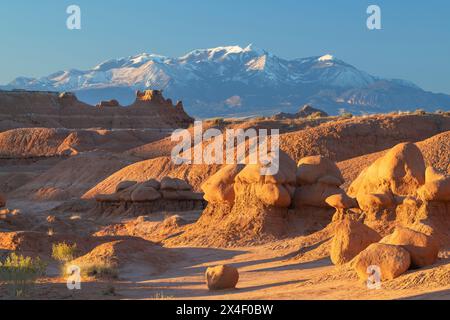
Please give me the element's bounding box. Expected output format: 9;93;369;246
0;91;449;300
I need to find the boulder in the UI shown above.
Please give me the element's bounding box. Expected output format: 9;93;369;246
142;179;161;190
160;177;192;191
116;181;137;193
380;227;439;268
352;243;411;281
234;151;297;207
325;194;358;209
205;265;239;290
297;156;344;186
235;151;297;185
417;170;450;202
130;186;162;202
331;219;381;265
348;143;426;198
356;192;395;212
294;183;345;208
255;183;292;207
202;164;244;204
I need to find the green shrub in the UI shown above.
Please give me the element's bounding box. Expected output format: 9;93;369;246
0;253;47;297
52;242;78;263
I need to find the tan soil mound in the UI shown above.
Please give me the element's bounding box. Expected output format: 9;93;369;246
280;114;450;163
94;215;190;243
0;127;169;158
338;131;450;190
71;237;178;277
0;231;95;257
11;152;135;201
83;156;221;198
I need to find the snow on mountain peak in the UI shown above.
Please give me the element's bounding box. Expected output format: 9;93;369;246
318;54;335;62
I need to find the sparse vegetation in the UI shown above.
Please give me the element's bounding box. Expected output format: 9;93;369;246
152;291;174;300
76;262;119;280
52;242;78;263
210;117;224;126
414;109;427;115
0;253;47;297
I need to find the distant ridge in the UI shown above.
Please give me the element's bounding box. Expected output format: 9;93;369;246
2;45;450;117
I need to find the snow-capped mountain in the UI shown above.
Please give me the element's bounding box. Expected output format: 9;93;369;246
3;45;450;117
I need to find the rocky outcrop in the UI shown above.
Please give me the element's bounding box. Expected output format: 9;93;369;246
0;90;193;130
329;142;449;283
96;99;119;108
93;177;206;217
273;105;329;120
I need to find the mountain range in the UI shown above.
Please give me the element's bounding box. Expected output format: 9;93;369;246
2;45;450;118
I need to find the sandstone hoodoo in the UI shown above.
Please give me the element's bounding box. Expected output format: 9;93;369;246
346;141;450;244
205;265;239;290
330;219;381;265
0;89;194;130
294;155;356;209
93;177;206;217
169;151;298;246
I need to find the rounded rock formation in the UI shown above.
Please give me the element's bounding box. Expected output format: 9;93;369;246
349;142;426;198
352;243;411;281
201;164;244;204
380;227;440;268
331;219;381;265
205;265;239;290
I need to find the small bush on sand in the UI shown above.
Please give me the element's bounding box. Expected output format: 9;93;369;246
152;292;174;300
52;242;78;263
63;261;118;280
0;253;47;297
81;263;118;279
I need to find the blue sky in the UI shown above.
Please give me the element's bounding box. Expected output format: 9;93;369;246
0;0;449;94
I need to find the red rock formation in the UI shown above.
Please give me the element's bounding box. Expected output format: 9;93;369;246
0;90;194;130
